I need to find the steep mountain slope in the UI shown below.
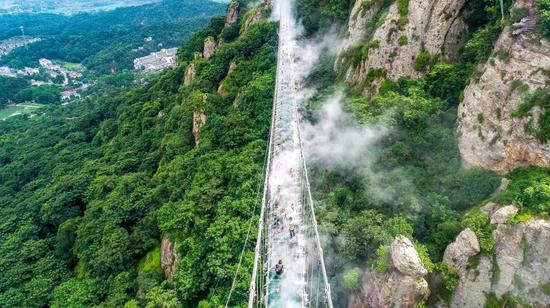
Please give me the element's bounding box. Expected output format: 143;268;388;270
458;0;550;173
338;0;469;93
0;1;276;306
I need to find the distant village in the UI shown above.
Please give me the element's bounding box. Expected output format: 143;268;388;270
0;36;41;56
0;56;88;102
0;34;178;106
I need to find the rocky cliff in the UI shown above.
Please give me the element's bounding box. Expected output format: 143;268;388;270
349;236;429;308
226;0;240;27
457;0;550;173
160;234;179;279
203;36;218;59
443;204;550;307
338;0;470;95
193;110;207;147
242;1;271;34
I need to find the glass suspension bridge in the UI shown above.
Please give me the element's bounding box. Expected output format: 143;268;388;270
246;0;333;307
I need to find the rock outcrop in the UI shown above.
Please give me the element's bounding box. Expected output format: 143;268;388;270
338;0;384;52
184;62;196;87
203;36;218;59
350;236;429;308
226;0;239;26
340;0;469;95
490;205;518;225
193;110;207;147
442;228;491;307
242;3;268;33
444;215;550;306
160;234;179;279
218;60;237;97
443;228;480;276
391;236;428;277
457;0;550;173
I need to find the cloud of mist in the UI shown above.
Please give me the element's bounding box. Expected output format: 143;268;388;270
301;92;387;169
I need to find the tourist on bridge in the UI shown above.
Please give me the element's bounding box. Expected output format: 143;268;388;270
275;259;284;276
289;217;296;239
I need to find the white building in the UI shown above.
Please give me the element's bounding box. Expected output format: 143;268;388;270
133;48;178;73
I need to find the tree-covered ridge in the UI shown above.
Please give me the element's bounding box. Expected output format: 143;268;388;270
0;0;226;73
0;5;277;306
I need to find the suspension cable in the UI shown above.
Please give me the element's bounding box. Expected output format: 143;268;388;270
224;136;271;308
296;122;334;308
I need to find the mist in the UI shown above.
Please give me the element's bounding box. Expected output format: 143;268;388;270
301;92;387;169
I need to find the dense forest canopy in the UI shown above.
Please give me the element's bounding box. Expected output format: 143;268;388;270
0;1;277;306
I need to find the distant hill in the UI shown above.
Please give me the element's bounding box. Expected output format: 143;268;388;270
0;0;227;74
0;0;161;15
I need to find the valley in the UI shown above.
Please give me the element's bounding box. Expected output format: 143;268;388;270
0;0;549;307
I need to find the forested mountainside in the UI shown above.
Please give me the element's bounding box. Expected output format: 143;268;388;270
0;1;275;306
0;0;549;307
295;0;550;306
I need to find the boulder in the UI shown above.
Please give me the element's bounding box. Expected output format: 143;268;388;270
443;228;480;275
350;236;429;308
390;235;428;277
490;205;518;225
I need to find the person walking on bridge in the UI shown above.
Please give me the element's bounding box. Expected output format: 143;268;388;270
275;259;284;276
289;217;296;239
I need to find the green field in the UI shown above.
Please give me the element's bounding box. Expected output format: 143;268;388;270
0;104;42;120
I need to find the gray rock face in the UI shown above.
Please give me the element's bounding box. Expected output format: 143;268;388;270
443;228;488;307
193;110;207;147
226;0;239;26
492;219;550;302
339;0;383;51
450;255;493;308
350;236;429;308
242;3;269;33
490;205;518;225
184;63;196;87
391;235;428;277
341;0;468;94
443;228;480;275
160;234;179;279
203;36;218;59
457;0;550;173
480;202;499;216
445;218;550;306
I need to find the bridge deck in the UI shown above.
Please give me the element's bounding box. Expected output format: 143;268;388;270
264;1;307;305
247;1;333;307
